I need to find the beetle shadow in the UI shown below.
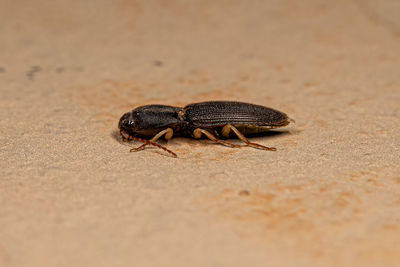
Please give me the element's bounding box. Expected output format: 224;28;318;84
111;130;122;142
241;129;295;139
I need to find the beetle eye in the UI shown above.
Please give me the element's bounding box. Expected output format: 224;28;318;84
124;120;134;128
118;112;135;129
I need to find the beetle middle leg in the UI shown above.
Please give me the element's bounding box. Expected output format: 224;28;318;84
193;128;241;148
221;124;276;151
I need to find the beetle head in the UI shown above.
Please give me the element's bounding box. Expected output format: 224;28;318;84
118;111;137;135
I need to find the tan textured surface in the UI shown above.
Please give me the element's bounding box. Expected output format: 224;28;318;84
1;1;400;266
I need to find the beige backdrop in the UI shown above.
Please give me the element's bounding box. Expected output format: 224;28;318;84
1;1;400;266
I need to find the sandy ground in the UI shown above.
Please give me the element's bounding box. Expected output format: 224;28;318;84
1;1;400;266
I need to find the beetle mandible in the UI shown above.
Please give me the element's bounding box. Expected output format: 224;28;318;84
118;101;292;157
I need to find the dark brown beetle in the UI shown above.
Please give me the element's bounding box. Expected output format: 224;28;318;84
119;101;292;157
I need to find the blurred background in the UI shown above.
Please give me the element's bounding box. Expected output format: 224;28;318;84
1;1;400;267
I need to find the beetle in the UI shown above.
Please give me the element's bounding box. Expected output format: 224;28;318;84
118;101;292;157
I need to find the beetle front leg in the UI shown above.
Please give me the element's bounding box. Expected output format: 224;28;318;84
193;128;241;148
122;128;177;157
221;124;276;151
131;128;174;152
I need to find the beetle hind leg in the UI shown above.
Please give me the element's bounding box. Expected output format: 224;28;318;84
221;124;276;151
193;128;241;148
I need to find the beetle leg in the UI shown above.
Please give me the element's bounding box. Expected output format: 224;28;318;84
221;124;276;151
122;129;177;157
193;128;241;148
131;128;174;152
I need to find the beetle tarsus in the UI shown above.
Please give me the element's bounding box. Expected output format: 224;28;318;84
245;142;277;151
130;142;177;158
130;145;146;152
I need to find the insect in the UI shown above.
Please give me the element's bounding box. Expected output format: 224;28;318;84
118;101;292;157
